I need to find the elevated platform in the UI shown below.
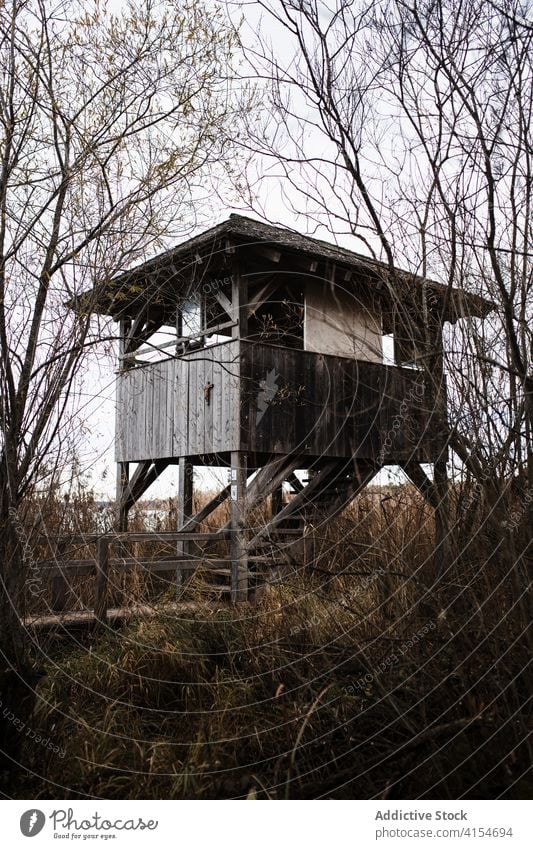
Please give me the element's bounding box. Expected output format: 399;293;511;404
116;340;443;464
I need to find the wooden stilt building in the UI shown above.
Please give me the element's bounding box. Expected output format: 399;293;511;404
80;215;491;601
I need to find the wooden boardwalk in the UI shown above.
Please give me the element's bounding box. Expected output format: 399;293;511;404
23;600;229;631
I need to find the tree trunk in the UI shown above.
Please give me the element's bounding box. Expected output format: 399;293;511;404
0;504;40;778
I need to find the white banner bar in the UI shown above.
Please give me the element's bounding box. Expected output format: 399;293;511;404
3;799;531;848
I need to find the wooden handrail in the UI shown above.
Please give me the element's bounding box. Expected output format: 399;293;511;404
94;537;110;621
36;529;231;544
35;527;300;545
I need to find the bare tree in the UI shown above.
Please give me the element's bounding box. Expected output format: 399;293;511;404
0;0;249;705
240;0;532;576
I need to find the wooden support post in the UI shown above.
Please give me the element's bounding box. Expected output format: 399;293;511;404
428;322;450;581
94;536;110;623
272;483;283;517
116;461;130;532
51;575;67;612
231;250;248;340
116;318;131;533
50;540;68;612
230;451;248;603
179;482;231;533
433;454;449;580
177;457;194;590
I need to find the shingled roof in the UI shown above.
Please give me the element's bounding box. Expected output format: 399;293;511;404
78;213;494;322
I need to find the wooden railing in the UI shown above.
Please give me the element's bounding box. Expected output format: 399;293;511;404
38;530;230;621
34;528;302;621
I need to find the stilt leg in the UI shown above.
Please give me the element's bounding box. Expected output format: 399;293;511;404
116;462;129;532
271;483;283;517
177;457;193;591
433;455;449;580
230;451;248;603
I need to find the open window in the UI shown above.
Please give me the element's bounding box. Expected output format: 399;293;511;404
382;333;395;365
247;279;304;349
177;295;205;352
382;311;425;369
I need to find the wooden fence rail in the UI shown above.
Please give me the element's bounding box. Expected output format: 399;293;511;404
33;528;302;621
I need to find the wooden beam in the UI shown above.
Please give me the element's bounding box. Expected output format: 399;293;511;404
179;482;231;533
117;317;131;370
272;484;283;516
44;530;230;545
309;460;380;522
177;457;194;589
231;258;248;339
286;472;304;494
124;305;149;354
207;455;302;540
247;277;281;316
214;290;233;318
122;460;151;507
50;538;70;611
247;460;339;551
230;451;248;602
245;455;301;509
116;461;129;531
400;461;439;509
124;302;163;356
124;460;169;509
175;319;237;348
254;245;282;264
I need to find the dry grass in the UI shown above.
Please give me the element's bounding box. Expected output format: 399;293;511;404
6;483;532;799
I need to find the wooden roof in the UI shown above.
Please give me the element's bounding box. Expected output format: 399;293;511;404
76;214;493;322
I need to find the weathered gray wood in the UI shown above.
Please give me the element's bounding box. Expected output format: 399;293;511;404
400;461;439;508
116;461;129;531
50;538;69;611
45;530;230;544
177;457;194;590
231;258;248;339
214;290;233;318
124;460;169;509
286;472;304;494
214;455;302;538
230;451;248;603
308;460;380;522
272;483;283;516
179;482;231;533
175;319;237;347
240;341;441;462
246;455;301;510
24;600;228;631
212;344;223;449
116;340;243;461
116;338;441;464
174;356;188;454
247;275;280;316
39;552;286;578
51;574;68;611
247;460;339;552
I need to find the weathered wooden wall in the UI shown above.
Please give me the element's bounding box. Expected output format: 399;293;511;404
240;341;443;462
115;340;240;461
116;339;443;463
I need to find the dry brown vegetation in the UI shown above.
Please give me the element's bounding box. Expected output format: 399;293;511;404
5;483;531;799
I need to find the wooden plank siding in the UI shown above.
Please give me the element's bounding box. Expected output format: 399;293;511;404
115;340;241;461
116;339;443;463
239;341;443;463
